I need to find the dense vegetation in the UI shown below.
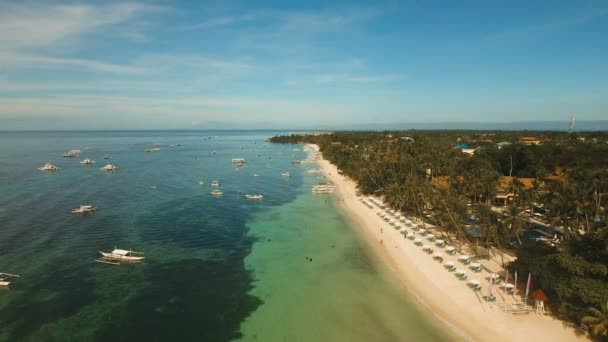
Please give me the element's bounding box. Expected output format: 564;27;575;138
271;130;608;337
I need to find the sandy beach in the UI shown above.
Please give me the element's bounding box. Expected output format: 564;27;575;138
311;144;584;342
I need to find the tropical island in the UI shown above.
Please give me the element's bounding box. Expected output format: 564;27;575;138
271;130;608;341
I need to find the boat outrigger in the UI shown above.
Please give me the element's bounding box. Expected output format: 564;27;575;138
96;248;144;265
72;205;96;214
0;273;20;287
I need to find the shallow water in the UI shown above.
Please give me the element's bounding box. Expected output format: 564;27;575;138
0;131;444;341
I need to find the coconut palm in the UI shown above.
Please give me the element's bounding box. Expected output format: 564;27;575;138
581;302;608;337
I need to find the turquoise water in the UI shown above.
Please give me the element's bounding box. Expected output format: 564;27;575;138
0;131;445;341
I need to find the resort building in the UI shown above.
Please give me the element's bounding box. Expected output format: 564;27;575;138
520;137;542;145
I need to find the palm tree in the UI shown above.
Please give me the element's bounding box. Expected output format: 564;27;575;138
581;302;608;337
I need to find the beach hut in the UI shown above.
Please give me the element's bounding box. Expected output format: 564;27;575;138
435;239;445;247
458;255;471;264
444;261;456;271
470;262;482;272
445;246;456;255
532;289;548;315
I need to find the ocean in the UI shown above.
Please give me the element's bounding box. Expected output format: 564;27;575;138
0;131;445;341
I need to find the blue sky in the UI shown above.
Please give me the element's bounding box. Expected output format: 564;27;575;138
1;0;607;129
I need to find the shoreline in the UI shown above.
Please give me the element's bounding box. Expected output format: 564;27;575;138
312;144;583;342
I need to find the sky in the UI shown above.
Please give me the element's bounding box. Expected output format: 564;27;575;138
1;0;607;130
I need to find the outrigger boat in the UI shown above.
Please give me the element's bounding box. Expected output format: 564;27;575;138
211;190;223;197
96;248;144;265
281;172;291;177
72;205;96;214
211;180;221;187
38;163;60;171
0;273;20;287
80;159;95;165
63;149;81;158
100;164;118;171
245;194;263;200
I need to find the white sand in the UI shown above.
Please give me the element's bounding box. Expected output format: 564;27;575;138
311;144;583;342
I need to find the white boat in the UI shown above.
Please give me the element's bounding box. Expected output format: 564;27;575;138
0;273;20;287
80;159;95;165
211;190;223;196
102;155;111;160
281;172;291;177
245;194;263;200
198;181;205;186
100;164;118;171
63;149;81;158
144;147;160;152
71;205;96;214
312;184;336;194
232;158;247;164
211;180;220;187
97;248;144;265
253;174;260;177
38;163;60;171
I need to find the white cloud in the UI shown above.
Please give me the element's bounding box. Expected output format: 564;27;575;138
179;14;257;30
286;73;405;86
0;53;146;74
0;2;166;50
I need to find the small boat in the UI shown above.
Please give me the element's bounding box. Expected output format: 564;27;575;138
100;164;118;171
253;174;260;177
291;160;301;165
281;172;291;177
232;158;247;164
144;147;160;152
211;180;220;187
97;248;144;265
63;149;81;158
80;159;95;165
102;155;111;160
245;194;263;200
72;205;96;214
198;181;205;186
0;273;20;287
38;163;60;171
211;190;223;196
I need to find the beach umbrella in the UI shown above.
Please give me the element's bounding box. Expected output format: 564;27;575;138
455;269;465;275
504;283;515;289
414;238;422;243
469;279;480;286
532;289;548;302
399;227;407;232
470;262;481;268
445;246;455;252
435;239;445;245
444;261;454;267
422;245;431;250
433;252;443;259
458;255;469;261
427;233;435;238
490;273;500;280
418;229;427;234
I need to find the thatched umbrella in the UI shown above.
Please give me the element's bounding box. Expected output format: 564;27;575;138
532;289;548;314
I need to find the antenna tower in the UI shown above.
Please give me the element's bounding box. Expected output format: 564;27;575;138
568;115;575;134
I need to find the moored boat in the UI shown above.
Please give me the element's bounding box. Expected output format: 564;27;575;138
97;248;144;265
244;194;264;200
71;205;96;214
100;164;118;171
80;159;95;165
38;163;60;171
0;273;20;287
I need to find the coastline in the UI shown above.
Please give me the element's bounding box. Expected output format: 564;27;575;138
313;144;583;342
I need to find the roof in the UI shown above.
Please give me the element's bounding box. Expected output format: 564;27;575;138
496;176;540;192
532;288;549;301
431;176;450;189
112;249;130;255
